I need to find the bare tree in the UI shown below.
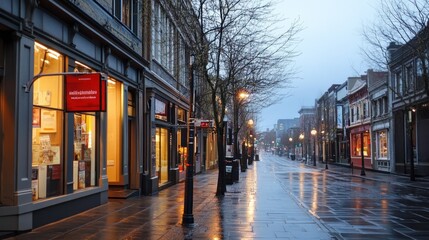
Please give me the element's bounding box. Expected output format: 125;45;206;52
362;0;429;181
186;0;302;196
362;0;429;79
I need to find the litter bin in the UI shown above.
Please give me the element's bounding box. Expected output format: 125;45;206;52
290;154;296;160
225;158;233;185
232;159;239;182
255;154;259;161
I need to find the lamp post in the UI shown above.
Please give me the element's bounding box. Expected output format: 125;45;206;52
408;109;415;181
233;91;249;159
360;131;366;176
289;137;293;159
248;119;254;165
299;133;304;160
182;54;195;226
311;129;317;166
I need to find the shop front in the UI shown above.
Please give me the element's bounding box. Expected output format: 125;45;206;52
350;125;371;169
0;0;146;229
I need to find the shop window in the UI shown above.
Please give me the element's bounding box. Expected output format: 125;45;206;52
73;114;96;189
377;130;388;159
351;132;371;157
107;78;123;183
177;108;186;123
155;99;167;121
32;42;64;200
156;127;169;185
177;128;187;172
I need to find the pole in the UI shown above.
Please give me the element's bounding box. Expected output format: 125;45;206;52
183;57;194;226
360;132;366;176
313;136;316;166
409;110;415;181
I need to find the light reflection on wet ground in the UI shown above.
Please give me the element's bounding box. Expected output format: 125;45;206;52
10;151;429;239
268;152;429;239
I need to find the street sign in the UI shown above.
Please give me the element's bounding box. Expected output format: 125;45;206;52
194;119;214;128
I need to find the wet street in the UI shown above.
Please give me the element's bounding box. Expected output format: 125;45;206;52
264;152;429;239
7;151;429;240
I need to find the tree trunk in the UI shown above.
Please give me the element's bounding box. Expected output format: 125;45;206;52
216;125;226;196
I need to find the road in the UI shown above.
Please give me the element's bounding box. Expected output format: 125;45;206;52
260;151;429;239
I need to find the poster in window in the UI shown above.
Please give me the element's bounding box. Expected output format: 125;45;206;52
33;107;41;127
34;90;52;106
40;109;57;133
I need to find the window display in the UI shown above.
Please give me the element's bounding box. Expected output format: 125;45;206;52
73;114;96;190
32;42;64;200
377;130;388;159
351;132;371;157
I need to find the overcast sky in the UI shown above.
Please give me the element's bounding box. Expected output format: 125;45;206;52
258;0;377;131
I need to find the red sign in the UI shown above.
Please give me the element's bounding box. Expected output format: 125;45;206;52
65;73;106;112
200;121;211;128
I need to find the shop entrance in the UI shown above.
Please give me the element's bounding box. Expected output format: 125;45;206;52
156;127;169;185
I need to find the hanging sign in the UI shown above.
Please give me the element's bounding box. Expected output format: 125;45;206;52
65;73;106;112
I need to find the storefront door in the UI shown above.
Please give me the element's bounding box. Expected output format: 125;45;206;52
156;127;169;185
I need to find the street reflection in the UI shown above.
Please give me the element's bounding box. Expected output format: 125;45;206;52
310;172;319;214
246;164;256;222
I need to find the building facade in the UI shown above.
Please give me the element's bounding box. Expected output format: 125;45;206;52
389;39;429;176
298;107;315;161
347;76;371;170
367;70;391;172
0;0;205;231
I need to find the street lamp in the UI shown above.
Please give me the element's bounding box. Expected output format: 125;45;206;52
311;129;317;166
360;131;366;176
289;137;293;159
248;119;254;165
234;90;249;160
299;133;304;161
183;54;195;226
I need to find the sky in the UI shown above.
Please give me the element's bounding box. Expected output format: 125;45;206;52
258;0;377;131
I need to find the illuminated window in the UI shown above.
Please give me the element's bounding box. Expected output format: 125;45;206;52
106;78;123;183
351;132;371;157
156;127;169;184
377;130;388;159
32;42;64;200
73;114;96;189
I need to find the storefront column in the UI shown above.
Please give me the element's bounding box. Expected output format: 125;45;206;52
1;34;33;230
142;92;158;195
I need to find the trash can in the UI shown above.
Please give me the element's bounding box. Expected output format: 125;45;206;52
232;159;239;182
255;154;259;161
291;154;296;160
240;154;247;172
225;158;233;185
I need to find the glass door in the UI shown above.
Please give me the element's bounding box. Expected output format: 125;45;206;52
156;127;169;185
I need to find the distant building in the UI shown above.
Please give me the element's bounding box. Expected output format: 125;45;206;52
298;107;316;160
367;70;390;172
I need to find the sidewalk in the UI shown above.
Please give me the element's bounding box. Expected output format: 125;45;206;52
299;157;429;191
7;158;334;240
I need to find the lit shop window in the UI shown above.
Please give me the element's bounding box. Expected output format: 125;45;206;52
72;61;98;190
73;114;96;189
351;132;371;157
32;42;64;201
377;131;388;159
106;78;123;183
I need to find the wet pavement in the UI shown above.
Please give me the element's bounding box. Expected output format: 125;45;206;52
6;152;429;240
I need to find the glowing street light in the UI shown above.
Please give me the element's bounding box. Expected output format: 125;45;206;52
311;129;317;166
299;133;304;160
